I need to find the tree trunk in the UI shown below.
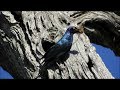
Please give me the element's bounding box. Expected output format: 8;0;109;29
1;11;119;79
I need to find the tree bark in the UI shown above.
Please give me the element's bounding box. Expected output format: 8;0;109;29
0;11;119;79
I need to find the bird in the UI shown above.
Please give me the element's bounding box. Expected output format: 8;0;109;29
40;26;80;68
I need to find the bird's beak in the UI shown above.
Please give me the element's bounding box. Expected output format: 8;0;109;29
74;27;81;33
75;30;80;33
71;24;84;34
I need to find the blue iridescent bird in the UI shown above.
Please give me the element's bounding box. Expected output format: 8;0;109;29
41;26;80;67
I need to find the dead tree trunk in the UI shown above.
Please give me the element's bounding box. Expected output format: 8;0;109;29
1;11;119;79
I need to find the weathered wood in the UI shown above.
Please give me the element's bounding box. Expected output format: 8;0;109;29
0;11;119;79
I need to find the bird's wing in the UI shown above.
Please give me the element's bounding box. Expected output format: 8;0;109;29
43;43;71;62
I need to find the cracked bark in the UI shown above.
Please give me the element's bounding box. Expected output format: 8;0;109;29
0;11;119;79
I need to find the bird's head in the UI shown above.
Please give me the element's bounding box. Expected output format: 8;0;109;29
67;26;80;34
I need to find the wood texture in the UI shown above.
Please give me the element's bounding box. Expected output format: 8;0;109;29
1;11;119;79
